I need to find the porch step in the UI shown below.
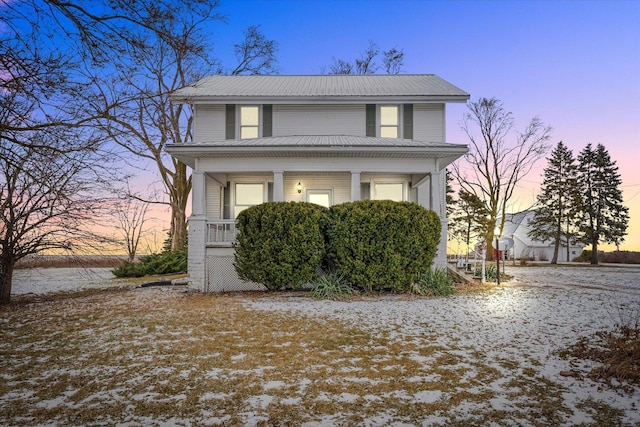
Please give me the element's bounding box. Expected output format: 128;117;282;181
447;265;475;284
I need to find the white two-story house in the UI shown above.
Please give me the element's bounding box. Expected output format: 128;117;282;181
166;74;469;292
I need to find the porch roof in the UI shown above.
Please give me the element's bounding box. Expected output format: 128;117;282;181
171;74;470;104
166;135;468;169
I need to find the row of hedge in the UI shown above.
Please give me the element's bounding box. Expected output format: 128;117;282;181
233;200;441;292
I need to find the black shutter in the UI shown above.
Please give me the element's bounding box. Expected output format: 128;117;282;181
360;183;370;200
267;182;274;202
223;182;231;219
403;104;413;139
366;104;376;137
225;105;235;140
263;104;272;137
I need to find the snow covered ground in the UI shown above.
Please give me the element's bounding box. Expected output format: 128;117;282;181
5;264;640;425
503;263;640;295
12;267;130;295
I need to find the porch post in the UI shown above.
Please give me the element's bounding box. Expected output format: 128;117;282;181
192;171;205;216
430;171;442;216
273;170;284;202
187;170;207;291
430;171;447;269
351;171;361;201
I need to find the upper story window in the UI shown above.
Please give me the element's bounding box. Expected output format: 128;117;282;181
240;106;259;139
380;105;399;138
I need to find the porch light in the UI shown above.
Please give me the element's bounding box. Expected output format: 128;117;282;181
296;182;302;193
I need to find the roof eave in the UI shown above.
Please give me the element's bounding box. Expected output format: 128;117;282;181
170;94;471;105
165;144;468;169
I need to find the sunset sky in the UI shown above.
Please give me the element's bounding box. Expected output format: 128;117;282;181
197;0;638;251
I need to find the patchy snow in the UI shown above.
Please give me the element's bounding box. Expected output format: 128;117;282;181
4;263;640;426
246;264;640;426
12;267;128;295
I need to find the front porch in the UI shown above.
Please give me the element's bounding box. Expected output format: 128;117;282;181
187;170;448;292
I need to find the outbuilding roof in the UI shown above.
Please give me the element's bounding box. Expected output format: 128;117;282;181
171;74;469;104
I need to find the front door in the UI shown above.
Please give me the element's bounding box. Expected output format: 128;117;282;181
306;189;333;208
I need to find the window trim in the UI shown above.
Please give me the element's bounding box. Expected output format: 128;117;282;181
379;105;400;139
372;180;406;202
232;181;266;218
239;105;260;139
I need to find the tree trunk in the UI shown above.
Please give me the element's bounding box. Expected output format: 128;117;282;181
170;203;187;251
590;239;599;265
551;216;561;264
0;257;15;306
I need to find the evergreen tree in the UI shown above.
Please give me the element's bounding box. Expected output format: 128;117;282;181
450;189;489;261
527;141;579;264
445;169;456;220
575;143;629;264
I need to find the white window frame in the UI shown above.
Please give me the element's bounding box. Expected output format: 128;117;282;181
306;189;334;208
372;181;406;201
379;105;400;138
239;105;260;139
233;181;266;218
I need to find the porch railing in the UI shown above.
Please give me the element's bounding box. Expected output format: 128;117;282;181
207;221;238;245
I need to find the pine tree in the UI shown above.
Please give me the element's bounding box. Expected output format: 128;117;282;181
450;189;489;261
575;143;629;264
527;141;579;264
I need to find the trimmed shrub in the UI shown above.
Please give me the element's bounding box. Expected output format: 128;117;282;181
233;201;328;290
326;200;441;292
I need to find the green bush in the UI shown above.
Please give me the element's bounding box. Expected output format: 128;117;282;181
233;201;329;290
310;271;356;300
326;200;441;292
412;268;454;296
112;247;187;278
474;264;508;283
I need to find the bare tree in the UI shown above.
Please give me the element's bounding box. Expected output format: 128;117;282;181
452;98;551;259
326;41;404;75
90;21;278;251
5;1;279;252
0;133;111;304
114;191;151;263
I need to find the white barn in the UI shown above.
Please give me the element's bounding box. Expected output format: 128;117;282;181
501;210;585;262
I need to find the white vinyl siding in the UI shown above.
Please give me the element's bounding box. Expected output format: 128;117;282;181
194;105;225;143
413;104;444;143
273;105;365;137
205;175;222;219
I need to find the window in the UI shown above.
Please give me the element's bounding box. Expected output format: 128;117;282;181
380;105;399;138
374;183;404;201
240;106;259;139
234;183;264;217
307;189;333;208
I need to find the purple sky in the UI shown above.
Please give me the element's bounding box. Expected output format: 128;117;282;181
208;0;640;250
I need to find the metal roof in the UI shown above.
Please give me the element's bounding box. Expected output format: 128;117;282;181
171;74;469;103
166;135;468;168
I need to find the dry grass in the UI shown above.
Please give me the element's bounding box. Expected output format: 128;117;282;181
564;324;640;391
0;287;632;426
